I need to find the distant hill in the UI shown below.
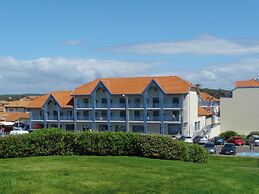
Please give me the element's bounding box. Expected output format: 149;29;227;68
0;94;44;101
200;88;230;99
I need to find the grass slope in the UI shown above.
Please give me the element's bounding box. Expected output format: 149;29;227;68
0;156;258;194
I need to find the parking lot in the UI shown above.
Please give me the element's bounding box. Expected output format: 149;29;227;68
215;144;259;155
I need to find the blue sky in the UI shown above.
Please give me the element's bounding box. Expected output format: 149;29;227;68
1;0;259;93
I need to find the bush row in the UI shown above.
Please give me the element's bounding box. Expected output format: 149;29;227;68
0;128;208;163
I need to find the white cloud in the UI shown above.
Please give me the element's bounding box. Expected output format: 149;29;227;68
63;40;83;46
176;59;259;89
105;35;259;55
0;56;163;93
0;56;259;93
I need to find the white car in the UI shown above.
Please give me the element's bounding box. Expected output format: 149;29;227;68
184;136;193;143
9;130;29;135
198;136;209;144
179;136;193;143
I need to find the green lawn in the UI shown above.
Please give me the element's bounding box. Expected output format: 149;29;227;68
0;156;258;194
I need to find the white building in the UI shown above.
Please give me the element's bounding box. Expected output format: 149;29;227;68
221;79;259;135
28;76;215;137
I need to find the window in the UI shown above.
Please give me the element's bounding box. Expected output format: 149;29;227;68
134;98;140;104
195;121;201;131
115;125;126;132
101;110;107;117
66;124;74;131
53;110;58;116
102;98;107;104
172;111;179;121
99;124;108;132
134;111;140;117
120;111;126;117
83;110;89;116
168;124;181;135
51;124;58;128
173;97;179;104
153;97;159;104
153;111;159;117
83;98;88;104
119;98;125;103
132;125;144;133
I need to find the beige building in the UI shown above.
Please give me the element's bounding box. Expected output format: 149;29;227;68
221;79;259;135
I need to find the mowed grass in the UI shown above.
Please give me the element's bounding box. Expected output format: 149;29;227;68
0;156;259;194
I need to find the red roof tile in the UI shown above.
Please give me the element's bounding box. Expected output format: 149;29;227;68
198;106;213;116
199;92;219;102
236;79;259;88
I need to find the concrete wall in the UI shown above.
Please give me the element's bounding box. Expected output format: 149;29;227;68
182;88;199;136
221;87;259;135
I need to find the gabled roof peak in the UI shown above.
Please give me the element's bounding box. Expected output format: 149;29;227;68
72;75;195;95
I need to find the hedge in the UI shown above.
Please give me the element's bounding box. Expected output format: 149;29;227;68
0;128;208;163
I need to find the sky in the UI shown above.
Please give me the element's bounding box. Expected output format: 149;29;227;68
1;0;259;93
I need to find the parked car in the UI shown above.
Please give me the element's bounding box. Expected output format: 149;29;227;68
9;130;29;135
246;135;259;146
198;136;209;144
220;143;236;155
228;136;245;146
193;135;209;144
193;135;202;144
214;136;224;145
179;136;193;143
204;143;216;154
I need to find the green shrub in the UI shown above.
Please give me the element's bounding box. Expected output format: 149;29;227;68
188;144;208;163
0;129;208;163
238;134;247;141
220;131;237;140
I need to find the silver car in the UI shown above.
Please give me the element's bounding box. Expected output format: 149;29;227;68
247;135;259;146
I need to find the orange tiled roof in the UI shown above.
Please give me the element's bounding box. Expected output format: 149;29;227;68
27;90;73;109
0;112;29;122
236;79;259;88
198;106;213;116
72;76;195;95
199;92;219;102
4;100;31;108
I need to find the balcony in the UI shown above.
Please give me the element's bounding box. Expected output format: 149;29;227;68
96;103;108;108
77;103;91;108
147;103;160;108
128;103;143;108
111;103;125;108
147;116;160;121
60;115;73;120
77;115;92;120
31;115;44;120
164;116;180;122
129;116;144;121
111;116;126;121
96;116;108;121
48;115;58;120
164;103;181;108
